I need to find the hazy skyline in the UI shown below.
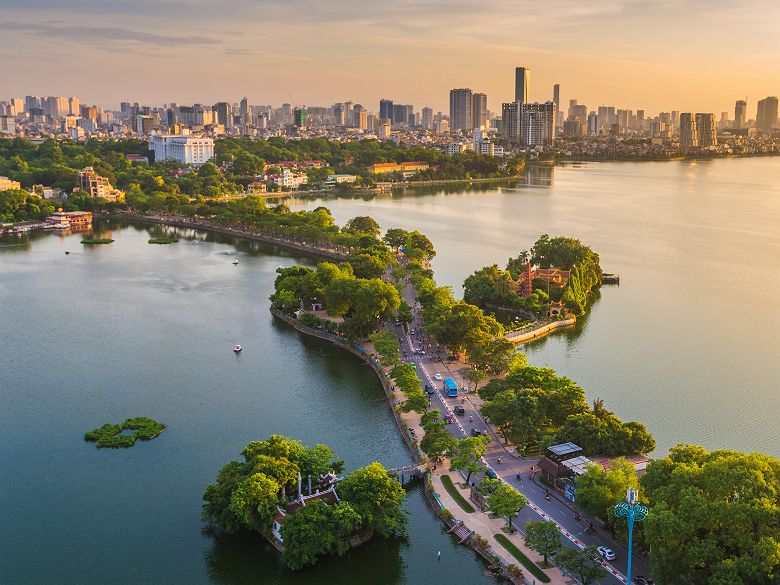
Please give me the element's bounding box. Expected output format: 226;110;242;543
3;0;780;116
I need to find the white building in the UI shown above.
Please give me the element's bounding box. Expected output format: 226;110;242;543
521;102;556;149
268;170;309;189
326;174;357;184
149;135;214;165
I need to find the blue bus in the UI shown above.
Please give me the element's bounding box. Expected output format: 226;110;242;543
444;378;458;397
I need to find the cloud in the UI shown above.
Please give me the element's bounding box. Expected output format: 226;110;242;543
0;21;219;47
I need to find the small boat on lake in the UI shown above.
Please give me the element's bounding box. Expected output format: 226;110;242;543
233;259;239;265
65;251;70;255
233;344;242;353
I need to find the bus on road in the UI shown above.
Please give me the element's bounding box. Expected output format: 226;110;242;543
444;378;458;397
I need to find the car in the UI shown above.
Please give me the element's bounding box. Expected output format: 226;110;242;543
406;361;417;368
409;329;416;335
484;469;497;479
597;546;616;561
433;373;443;381
454;405;465;416
633;578;655;585
470;428;487;438
394;320;402;326
424;384;434;395
443;414;455;424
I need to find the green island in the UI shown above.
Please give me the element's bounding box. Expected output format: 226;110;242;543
84;417;166;448
201;435;406;570
80;238;114;244
148;236;179;244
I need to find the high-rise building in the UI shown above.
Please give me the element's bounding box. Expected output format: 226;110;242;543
214;102;232;129
587;112;599;135
421;107;433;130
756;96;778;131
352;104;364;127
356;110;368;130
333;103;345;126
449;88;473;132
553;84;560;121
379;99;394;123
734;100;747;129
514;67;530;103
378;119;391;140
501;101;520;143
695;113;717;146
293;107;307;129
472;93;487;129
679;113;697;148
240;97;250;128
520;102;556;148
68;96;80;116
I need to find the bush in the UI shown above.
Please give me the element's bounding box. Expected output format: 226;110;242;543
494;534;551;583
84;417;165;448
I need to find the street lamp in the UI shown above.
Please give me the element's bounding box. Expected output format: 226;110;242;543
614;488;648;585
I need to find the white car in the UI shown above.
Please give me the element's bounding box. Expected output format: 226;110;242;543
433;373;443;381
597;546;616;561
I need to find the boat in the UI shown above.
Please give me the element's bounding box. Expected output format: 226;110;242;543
232;259;239;265
233;344;242;353
65;251;70;255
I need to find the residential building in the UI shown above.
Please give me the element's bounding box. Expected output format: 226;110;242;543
379;99;394;123
293;107;308;129
472;93;488;130
502;101;520;143
149;135;214;165
756;96;779;131
326;174;358;184
78;167;123;201
520;102;556;148
695;113;717;147
679;113;697;148
421;107;433;130
0;176;21;190
267;170;308;189
0;116;16;136
449;88;473;132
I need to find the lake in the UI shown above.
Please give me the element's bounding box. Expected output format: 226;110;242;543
288;157;780;457
0;224;497;585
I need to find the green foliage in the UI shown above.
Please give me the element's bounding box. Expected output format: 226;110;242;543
337;462;407;538
84;417;165;448
494;534;552;583
574;459;638;522
0;188;56;222
228;472;280;533
148;236;179;244
555;410;655;456
487;483;528;529
449;436;489;484
640;444;780;585
554;546;607;585
440;474;475;513
419;415;457;460
281;500;362;569
383;227;409;250
345;216;381;237
524;520;562;566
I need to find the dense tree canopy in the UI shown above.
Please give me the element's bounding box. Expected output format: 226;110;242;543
641;445;780;585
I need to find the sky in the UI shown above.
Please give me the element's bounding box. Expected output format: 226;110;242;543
3;0;780;117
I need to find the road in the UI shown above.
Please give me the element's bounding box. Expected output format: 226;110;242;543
388;276;650;585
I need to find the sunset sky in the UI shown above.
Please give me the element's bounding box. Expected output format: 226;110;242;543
3;0;780;116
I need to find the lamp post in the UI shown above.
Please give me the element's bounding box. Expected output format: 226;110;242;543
614;487;648;585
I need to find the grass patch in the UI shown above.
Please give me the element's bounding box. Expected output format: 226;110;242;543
85;417;166;448
148;237;179;244
494;534;551;583
440;474;475;513
80;238;114;244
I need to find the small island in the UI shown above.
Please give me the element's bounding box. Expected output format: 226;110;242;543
148;236;179;244
84;417;166;448
80;238;114;244
202;435;407;570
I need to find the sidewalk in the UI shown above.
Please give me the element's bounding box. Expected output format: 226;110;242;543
429;465;572;585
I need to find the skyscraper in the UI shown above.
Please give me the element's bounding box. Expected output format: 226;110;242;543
293;107;307;129
756;96;778;131
514;67;530;103
734;100;747;129
472;93;487;130
695;113;717;146
449;88;473;132
501;102;520;143
379;99;394;123
553;84;560;121
240;97;249;128
679;113;697;148
421;107;433;130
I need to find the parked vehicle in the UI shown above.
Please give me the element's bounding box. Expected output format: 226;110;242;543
424;385;434;395
485;469;497;479
443;415;455;424
597;546;616;561
454;405;465;416
633;578;655;585
470;428;487;438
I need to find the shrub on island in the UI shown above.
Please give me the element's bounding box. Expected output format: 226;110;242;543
84;417;166;448
148;236;179;244
80;238;115;244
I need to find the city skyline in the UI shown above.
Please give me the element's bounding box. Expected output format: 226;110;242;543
3;0;780;114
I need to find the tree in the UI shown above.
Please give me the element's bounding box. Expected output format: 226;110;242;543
337;462;407;537
280;500;361;570
405;230;435;259
397;300;413;324
555;546;608;585
345;215;381;236
487;483;528;531
524;520;562;566
420;419;457;460
227;472;280;534
575;459;638;522
641;445;780;585
349;251;386;279
449;436;489;484
467;337;515;374
369;331;400;366
464;368;488;392
383;227;409;250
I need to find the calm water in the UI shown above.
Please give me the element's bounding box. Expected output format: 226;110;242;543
290;157;780;457
0;223;497;585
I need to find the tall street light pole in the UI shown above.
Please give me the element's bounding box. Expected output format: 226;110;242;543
614;487;648;585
